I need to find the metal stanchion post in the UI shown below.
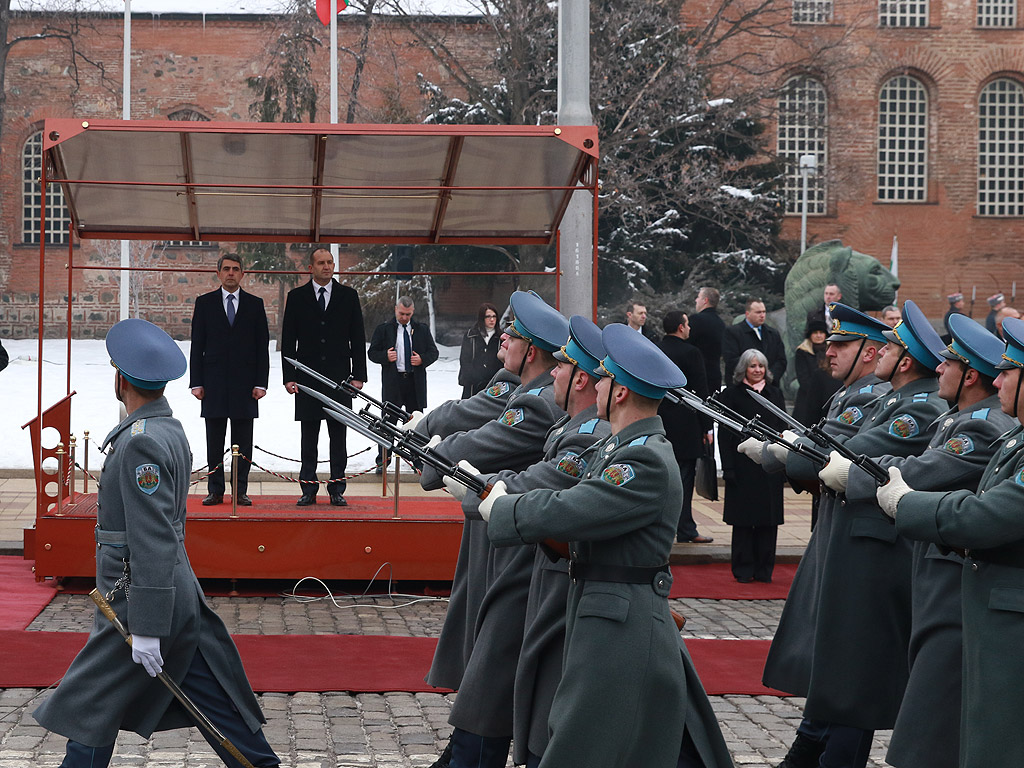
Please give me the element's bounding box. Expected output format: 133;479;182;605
69;435;77;504
381;448;389;497
82;430;90;495
392;453;401;519
230;444;239;518
55;443;65;516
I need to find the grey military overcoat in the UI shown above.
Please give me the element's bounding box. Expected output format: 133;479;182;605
761;374;889;695
803;376;945;730
845;393;1014;768
896;423;1024;768
488;417;689;768
34;398;265;746
418;368;520;439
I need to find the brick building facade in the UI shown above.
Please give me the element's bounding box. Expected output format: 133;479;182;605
0;10;514;340
684;0;1024;321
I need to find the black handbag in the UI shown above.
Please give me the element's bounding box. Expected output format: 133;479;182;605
694;442;719;501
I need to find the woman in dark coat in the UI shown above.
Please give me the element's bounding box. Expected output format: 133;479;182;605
458;302;501;398
717;348;787;583
793;319;840;427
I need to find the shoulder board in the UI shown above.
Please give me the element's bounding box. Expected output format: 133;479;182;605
578;418;600;435
912;392;930;402
130;419;147;437
526;387;545;396
858;384;875;394
972;408;991;419
628;435;651;446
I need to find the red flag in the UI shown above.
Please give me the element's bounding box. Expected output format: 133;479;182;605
316;0;348;25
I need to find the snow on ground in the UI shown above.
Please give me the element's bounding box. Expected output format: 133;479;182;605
0;338;466;475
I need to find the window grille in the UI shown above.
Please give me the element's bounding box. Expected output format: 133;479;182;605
879;0;929;26
877;76;928;202
977;0;1016;26
793;0;833;23
978;78;1024;216
23;131;71;245
778;76;828;215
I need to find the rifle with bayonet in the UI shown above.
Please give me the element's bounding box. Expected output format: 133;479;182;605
745;389;890;485
666;387;829;465
284;356;413;428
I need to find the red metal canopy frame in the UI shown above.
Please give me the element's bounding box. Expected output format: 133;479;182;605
27;119;600;583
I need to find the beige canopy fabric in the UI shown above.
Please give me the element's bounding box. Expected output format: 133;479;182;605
42;119;598;246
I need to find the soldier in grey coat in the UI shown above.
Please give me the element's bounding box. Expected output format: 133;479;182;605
418;291;568;768
479;324;712;768
878;315;1024;768
836;313;1014;768
738;303;892;768
34;319;277;768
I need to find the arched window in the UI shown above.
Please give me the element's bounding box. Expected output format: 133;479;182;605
879;0;929;26
877;75;928;202
778;76;828;215
978;78;1024;217
22;131;71;244
793;0;833;23
977;0;1016;26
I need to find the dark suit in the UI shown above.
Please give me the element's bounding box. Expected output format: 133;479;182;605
189;288;270;497
367;317;439;412
688;307;725;393
281;279;367;498
0;339;8;372
658;335;711;541
722;320;787;384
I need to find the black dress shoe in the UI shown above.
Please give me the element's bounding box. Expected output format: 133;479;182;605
201;494;223;506
777;732;826;768
236;494;253;506
330;493;348;507
736;576;754;584
296;493;317;506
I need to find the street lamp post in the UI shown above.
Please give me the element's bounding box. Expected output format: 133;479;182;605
799;153;817;256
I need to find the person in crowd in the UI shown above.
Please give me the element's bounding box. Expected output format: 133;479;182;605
189;253;270;507
985;292;1006;333
282;246;367;507
943;292;965;336
368;296;438;470
689;286;726;393
0;339;8;372
34;319;279;768
878;316;1024;768
806;283;842;328
881;305;902;328
792;319;840;428
458;302;502;398
658;310;714;543
625;299;656;340
995;306;1021;340
722;298;787;384
717;349;786;583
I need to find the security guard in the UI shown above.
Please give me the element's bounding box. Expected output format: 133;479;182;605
834;313;1014;768
479;324;706;768
34;319;278;768
419;290;568;768
878;316;1024;768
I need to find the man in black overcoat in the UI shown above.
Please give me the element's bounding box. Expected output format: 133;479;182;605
282;247;368;507
722;298;787;384
368;296;439;467
189;253;270;506
688;286;725;394
658;310;714;543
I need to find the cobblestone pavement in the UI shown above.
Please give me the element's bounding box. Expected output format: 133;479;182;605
3;592;893;767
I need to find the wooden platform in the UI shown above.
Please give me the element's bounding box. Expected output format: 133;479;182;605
25;494;464;582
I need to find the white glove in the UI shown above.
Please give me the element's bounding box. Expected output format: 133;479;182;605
876;466;913;519
443;460;481;502
398;410;425;432
766;430;801;463
818;451;853;492
478;480;507;522
131;635;163;677
424;434;441;449
738;437;766;464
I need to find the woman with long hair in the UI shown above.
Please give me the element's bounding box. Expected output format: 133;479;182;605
458;302;501;398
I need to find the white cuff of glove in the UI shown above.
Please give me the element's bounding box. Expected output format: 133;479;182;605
400;410;425;432
443;473;469;502
737;437;766;464
478;480;507;522
766;440;789;464
424;434;441;450
876;466;913;519
818;451;853;492
131;635;163;677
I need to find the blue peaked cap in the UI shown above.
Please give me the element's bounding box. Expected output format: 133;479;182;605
599;323;686;399
825;303;890;344
505;291;569;353
940;314;1005;378
997;317;1024;370
883;300;945;369
553;315;607;377
106;318;187;389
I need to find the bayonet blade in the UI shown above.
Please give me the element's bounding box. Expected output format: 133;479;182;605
285;357;341;391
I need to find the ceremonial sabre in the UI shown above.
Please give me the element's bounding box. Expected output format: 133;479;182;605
88;589;257;768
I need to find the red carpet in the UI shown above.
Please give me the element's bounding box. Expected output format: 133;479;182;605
687;639;789;696
670;563;796;600
0;556;60;629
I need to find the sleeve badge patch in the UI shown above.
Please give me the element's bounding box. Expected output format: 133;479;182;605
1016;468;1024;487
130;419;147;436
499;407;525;426
889;415;920;439
601;463;635;486
943;434;975;455
486;381;512;398
135;464;160;495
556;451;586;477
837;406;864;425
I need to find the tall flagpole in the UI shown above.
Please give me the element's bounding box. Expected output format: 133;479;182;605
120;0;132;320
330;0;339;271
